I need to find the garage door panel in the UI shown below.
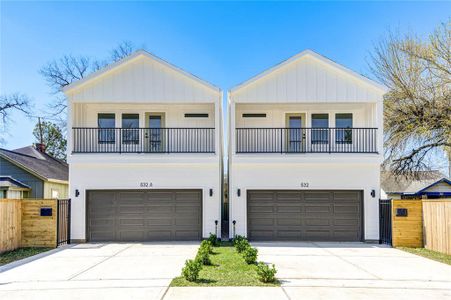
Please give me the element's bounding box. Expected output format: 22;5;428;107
249;230;274;238
305;218;331;226
250;218;275;226
305;205;332;213
87;190;202;241
248;190;362;241
277;230;302;238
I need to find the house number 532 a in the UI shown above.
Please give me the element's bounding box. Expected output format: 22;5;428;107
139;182;153;187
300;182;309;188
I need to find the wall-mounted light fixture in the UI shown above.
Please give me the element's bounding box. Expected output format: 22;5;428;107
75;189;80;197
237;189;241;197
371;189;376;198
209;189;213;197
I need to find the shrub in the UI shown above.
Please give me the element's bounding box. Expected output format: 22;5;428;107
256;262;277;283
233;235;246;246
243;247;258;264
207;233;220;247
182;259;202;282
235;238;250;253
200;240;213;254
196;246;211;265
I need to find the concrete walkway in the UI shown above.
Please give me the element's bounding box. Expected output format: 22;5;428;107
165;242;451;300
0;242;198;300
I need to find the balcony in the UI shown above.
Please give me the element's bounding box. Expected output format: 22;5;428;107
235;128;378;154
72;127;215;153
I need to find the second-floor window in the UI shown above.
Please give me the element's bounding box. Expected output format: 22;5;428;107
312;114;329;144
98;113;115;144
122;114;139;144
336;113;353;144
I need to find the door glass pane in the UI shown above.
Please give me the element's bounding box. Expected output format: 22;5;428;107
149;115;162;151
312;114;329;144
97;113;115;143
336;113;353;143
288;116;302;152
122;114;139;144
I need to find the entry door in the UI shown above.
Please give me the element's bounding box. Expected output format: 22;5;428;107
288;116;304;152
148;115;163;152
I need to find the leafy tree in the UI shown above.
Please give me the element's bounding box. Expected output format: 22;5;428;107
33;120;67;160
370;21;451;178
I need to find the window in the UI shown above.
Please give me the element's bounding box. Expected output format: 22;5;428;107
122;114;139;144
184;113;209;118
97;113;115;144
335;113;353;144
311;114;329;144
242;113;267;118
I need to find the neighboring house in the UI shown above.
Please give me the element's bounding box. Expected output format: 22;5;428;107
64;50;223;242
228;50;385;242
0;145;69;199
381;171;451;199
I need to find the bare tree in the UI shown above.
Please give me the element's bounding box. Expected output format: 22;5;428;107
40;41;136;118
370;21;451;178
0;93;32;144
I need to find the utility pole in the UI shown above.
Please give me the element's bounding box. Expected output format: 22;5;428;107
38;117;43;144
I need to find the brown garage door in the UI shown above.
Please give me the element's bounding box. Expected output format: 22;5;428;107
87;190;202;241
247;190;362;241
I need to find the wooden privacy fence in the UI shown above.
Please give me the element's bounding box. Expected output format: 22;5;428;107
423;200;451;255
391;199;423;248
0;199;22;252
0;199;70;253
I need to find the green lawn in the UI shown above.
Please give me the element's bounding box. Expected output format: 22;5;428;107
398;247;451;265
0;247;52;266
170;244;280;286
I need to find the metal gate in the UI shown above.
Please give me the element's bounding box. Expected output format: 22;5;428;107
57;199;71;247
379;199;392;245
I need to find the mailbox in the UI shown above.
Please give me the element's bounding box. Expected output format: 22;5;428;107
396;208;408;217
40;207;53;216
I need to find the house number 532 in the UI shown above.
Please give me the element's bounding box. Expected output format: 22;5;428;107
139;182;153;187
300;182;309;188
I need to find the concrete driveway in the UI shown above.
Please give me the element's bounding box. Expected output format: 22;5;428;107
255;242;451;299
0;242;198;300
165;242;451;300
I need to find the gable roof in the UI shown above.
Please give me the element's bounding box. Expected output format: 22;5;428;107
63;50;220;94
0;146;68;182
381;170;447;194
416;178;451;194
0;176;31;190
230;49;387;94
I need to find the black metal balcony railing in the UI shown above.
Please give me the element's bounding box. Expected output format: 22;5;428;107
236;128;378;153
72;128;215;153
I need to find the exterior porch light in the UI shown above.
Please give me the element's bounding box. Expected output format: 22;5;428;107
75;189;80;197
371;189;376;198
237;189;241;197
209;189;213;197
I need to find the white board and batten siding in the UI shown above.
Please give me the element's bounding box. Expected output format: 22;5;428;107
231;50;385;103
65;51;220;104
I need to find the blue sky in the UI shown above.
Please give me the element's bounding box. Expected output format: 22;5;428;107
1;1;450;156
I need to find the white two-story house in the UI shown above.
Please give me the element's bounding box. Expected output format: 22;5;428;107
65;50;223;242
228;50;385;242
